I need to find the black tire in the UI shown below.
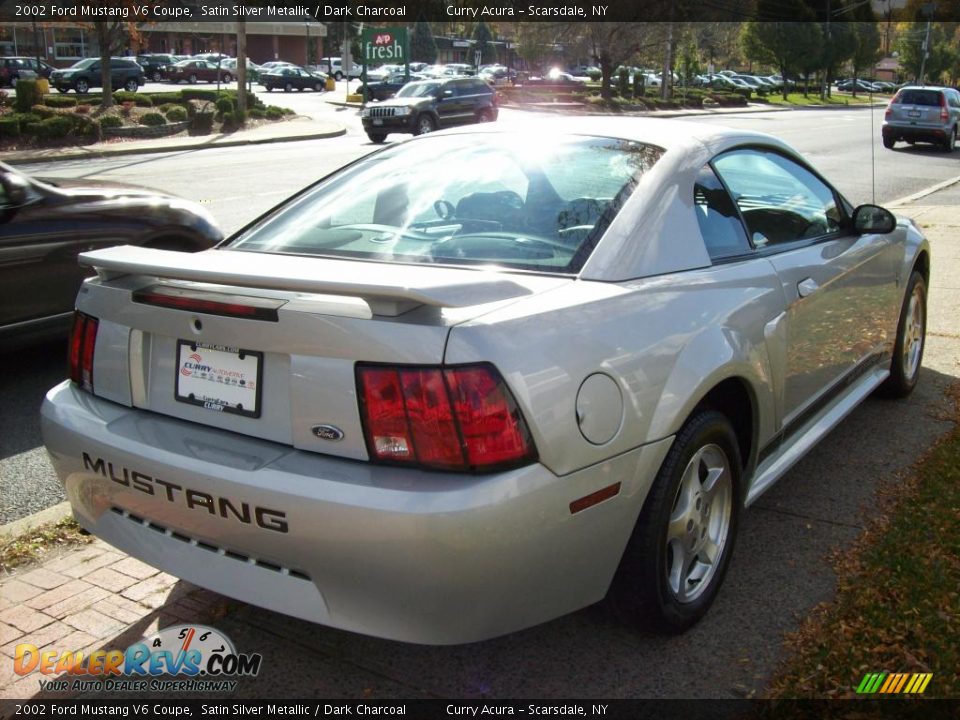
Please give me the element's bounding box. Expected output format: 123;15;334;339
944;127;957;152
879;270;926;398
188;74;197;84
334;71;344;81
476;108;494;123
367;133;387;144
607;410;741;633
74;79;89;94
414;114;435;136
882;136;895;149
123;79;138;92
223;73;233;83
284;83;293;93
266;86;273;92
315;83;323;92
152;71;162;82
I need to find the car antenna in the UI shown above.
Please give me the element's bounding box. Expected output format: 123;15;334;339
870;85;876;205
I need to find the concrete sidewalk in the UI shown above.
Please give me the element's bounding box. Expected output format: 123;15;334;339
1;190;958;700
3;115;346;166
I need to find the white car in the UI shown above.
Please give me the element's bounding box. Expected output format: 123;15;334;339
43;118;928;645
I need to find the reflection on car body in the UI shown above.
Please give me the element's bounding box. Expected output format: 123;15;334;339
41;118;929;645
0;162;222;348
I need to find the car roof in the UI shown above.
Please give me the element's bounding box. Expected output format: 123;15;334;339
426;115;788;157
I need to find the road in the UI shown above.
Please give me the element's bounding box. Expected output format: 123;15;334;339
1;93;958;698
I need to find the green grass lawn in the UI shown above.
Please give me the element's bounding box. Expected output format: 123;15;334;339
761;92;885;107
768;384;960;698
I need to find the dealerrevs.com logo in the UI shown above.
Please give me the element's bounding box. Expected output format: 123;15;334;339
14;624;261;693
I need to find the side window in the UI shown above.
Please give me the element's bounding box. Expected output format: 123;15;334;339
693;165;751;260
712;149;842;249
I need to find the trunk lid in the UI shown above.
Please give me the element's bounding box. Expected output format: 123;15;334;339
78;246;566;462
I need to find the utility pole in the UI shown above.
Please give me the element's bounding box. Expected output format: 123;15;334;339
237;19;247;124
918;3;934;84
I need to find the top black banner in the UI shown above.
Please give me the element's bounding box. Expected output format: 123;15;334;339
1;0;953;24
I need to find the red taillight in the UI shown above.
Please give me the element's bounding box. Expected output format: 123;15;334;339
132;285;282;321
69;311;99;392
357;363;537;472
941;94;949;122
885;103;892;119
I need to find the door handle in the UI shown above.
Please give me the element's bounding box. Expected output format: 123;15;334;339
797;278;819;298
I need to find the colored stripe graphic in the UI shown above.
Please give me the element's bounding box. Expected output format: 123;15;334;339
858;672;932;694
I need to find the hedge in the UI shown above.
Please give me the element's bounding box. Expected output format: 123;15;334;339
44;96;78;108
139;112;166;126
164;106;188;122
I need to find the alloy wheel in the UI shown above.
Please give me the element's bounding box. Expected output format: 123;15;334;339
664;443;733;604
902;283;925;382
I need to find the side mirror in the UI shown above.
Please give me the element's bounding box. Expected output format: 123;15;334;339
852;204;897;235
0;171;30;208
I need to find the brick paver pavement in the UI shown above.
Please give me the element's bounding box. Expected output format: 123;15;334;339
0;540;233;700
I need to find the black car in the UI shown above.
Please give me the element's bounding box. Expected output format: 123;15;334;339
361;77;497;143
260;66;328;92
0;57;56;86
50;57;145;94
359;72;421;102
0;162;223;348
136;53;178;82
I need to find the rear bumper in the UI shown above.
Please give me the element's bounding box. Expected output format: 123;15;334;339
42;380;670;644
882;123;949;143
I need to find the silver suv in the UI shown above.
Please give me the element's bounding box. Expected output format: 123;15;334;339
882;85;960;152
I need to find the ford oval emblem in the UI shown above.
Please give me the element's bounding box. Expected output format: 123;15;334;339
312;424;344;441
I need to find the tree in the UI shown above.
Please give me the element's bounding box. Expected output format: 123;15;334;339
410;21;437;64
741;17;820;99
472;21;492;66
91;20;137;110
849;21;882;97
896;22;955;83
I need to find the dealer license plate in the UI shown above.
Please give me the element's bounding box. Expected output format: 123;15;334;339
907;110;921;118
175;341;262;418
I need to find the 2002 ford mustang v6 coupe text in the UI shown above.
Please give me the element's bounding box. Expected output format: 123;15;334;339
42;118;929;644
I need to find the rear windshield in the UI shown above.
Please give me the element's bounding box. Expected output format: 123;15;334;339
228;133;663;274
895;89;941;106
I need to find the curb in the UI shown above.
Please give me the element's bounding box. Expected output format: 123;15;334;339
0;501;72;542
886;174;960;208
5;126;347;166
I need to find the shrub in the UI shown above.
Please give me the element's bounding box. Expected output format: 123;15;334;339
617;68;629;98
98;115;123;129
112;91;139;104
139;112;166;126
14;79;41;113
248;107;266;119
33;115;74;138
164;106;187;122
282;107;295;116
215;97;234;116
30;104;55;119
0;116;22;138
44;96;78;108
264;106;284;120
182;88;218;102
149;92;182;105
134;95;153;107
76;104;91;114
188;101;215;135
632;71;645;98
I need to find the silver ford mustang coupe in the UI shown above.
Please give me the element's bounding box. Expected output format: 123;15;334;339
42;117;929;644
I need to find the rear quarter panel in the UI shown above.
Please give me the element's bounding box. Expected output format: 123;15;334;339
443;260;786;478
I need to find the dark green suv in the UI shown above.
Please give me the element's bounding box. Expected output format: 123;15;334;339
361;77;497;143
50;57;145;94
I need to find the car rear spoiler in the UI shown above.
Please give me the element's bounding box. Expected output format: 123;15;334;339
79;246;546;317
